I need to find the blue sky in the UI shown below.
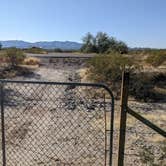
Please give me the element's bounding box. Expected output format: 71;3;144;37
0;0;166;48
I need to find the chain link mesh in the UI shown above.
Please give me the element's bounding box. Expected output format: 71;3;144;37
0;81;113;166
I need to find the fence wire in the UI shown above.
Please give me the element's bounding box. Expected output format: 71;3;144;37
0;81;114;166
124;113;166;166
117;99;166;166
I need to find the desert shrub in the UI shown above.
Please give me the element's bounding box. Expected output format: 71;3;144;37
129;48;166;56
6;48;25;67
54;48;63;52
88;54;165;101
0;66;34;79
130;72;166;102
88;53;134;83
130;72;155;101
146;53;166;67
23;57;40;65
152;73;166;87
107;39;128;54
88;53;135;97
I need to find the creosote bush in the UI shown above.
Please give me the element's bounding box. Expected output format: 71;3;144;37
88;53;134;83
88;54;166;101
130;72;166;102
146;53;166;67
6;47;25;67
88;53;135;97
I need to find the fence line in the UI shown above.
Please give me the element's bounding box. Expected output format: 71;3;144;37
118;71;166;166
0;80;114;166
127;107;166;137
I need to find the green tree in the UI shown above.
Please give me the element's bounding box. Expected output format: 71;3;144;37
95;32;111;53
81;32;97;53
108;38;128;54
81;32;128;54
6;47;25;67
116;41;128;54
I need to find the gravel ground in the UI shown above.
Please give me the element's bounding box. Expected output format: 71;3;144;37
0;59;165;166
1;62;113;166
112;100;166;166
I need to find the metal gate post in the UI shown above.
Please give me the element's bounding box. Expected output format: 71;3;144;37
0;82;6;166
109;94;114;166
117;71;129;166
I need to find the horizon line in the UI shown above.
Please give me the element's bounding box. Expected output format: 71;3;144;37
0;39;166;49
0;39;82;44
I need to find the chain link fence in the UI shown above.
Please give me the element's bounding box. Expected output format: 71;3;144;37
0;80;114;166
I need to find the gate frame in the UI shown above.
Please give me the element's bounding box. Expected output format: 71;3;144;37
117;71;166;166
0;80;115;166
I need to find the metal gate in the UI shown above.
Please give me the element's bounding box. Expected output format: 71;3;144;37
0;80;114;166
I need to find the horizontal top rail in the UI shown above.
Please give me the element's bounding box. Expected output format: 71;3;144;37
0;79;114;98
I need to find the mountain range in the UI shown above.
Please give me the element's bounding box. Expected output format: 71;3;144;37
0;40;82;50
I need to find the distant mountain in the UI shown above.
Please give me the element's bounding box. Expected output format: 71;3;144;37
0;40;82;50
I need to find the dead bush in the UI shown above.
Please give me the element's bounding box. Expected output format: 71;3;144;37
23;57;40;65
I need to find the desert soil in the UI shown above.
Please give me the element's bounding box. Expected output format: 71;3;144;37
0;57;165;166
1;59;112;166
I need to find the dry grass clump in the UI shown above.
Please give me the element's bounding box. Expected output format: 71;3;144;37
146;54;166;67
23;57;40;65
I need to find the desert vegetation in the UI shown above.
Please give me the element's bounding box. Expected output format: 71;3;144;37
24;47;47;54
81;32;128;54
6;47;25;67
79;32;166;102
0;36;165;166
0;47;39;79
0;47;25;67
129;49;166;67
86;53;166;102
23;57;40;65
81;34;166;165
146;53;166;67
